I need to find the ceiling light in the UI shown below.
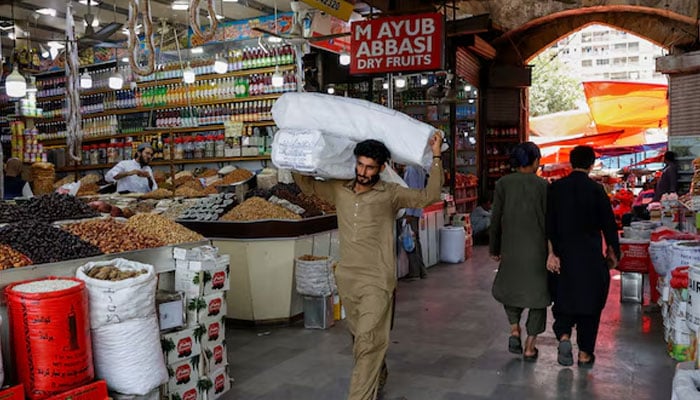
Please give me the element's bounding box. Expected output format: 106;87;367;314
172;0;189;10
420;75;428;86
109;70;123;89
267;36;282;43
36;8;57;17
271;66;284;87
222;0;239;2
80;72;93;89
6;65;27;98
191;47;204;54
214;55;228;74
121;57;129;62
394;76;406;89
7;32;14;40
464;84;472;92
339;51;350;66
79;0;102;5
183;62;196;84
382;82;389;90
326;85;335;95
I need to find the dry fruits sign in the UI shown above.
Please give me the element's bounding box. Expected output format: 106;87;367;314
350;13;444;75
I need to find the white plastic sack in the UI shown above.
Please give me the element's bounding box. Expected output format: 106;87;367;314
110;388;160;400
272;128;356;179
670;242;700;275
92;316;168;395
295;257;337;297
77;258;157;329
672;367;700;400
272;92;439;169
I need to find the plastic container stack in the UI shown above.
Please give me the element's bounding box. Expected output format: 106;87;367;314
169;245;232;400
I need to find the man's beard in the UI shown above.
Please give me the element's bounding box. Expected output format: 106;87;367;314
356;172;380;186
137;155;149;167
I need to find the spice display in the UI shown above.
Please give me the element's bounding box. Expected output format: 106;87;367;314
174;186;207;198
220;168;254;185
174;171;195;186
0;203;31;224
0;244;32;270
76;183;100;197
141;188;174;200
0;221;102;264
195;168;218;178
63;218;165;253
126;213;204;244
179;193;237;221
79;174;102;185
22;193;99;222
220;197;302;221
85;265;148;281
299;193;336;214
53;175;75;190
271;186;322;218
31;162;56;195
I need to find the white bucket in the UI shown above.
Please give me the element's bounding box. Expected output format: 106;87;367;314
686;265;700;332
440;226;465;263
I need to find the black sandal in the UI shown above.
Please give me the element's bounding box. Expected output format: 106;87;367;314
523;347;539;362
558;340;574;366
578;354;595;369
508;335;523;354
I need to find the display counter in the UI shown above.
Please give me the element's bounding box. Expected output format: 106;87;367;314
179;215;339;326
0;240;209;376
397;202;446;277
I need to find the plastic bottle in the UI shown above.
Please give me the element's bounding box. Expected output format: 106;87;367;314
215;134;226;158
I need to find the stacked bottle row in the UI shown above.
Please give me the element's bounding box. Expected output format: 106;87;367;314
455;103;477;120
139;45;296;82
38;74;294;117
486;127;520;138
154;100;273;128
485;143;517;157
82;141;134;166
487;161;511;175
168;131;227;160
37;66;134;98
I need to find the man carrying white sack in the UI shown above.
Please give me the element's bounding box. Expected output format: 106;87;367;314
293;134;443;400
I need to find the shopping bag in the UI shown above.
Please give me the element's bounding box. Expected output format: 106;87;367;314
401;220;416;253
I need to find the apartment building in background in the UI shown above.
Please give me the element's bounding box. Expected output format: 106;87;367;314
550;24;666;83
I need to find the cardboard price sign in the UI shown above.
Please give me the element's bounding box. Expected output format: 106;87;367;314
350;13;444;75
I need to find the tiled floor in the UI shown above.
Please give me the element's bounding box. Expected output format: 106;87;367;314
225;245;676;399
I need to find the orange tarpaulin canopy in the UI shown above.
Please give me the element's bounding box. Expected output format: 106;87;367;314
582;81;668;132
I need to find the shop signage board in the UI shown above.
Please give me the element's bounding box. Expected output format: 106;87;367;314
301;0;354;22
350;12;444;75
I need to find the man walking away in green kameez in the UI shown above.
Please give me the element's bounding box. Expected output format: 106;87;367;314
489;142;550;362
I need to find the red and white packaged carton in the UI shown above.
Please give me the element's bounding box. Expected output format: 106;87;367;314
188;292;227;326
175;255;230;299
202;263;230;296
161;327;203;365
167;357;201;394
165;380;200;400
203;367;231;400
201;317;226;348
203;341;228;375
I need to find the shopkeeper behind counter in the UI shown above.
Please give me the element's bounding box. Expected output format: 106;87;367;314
105;143;158;194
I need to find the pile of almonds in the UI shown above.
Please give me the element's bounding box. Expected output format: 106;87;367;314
85;265;147;281
220;169;253;185
220;197;302;222
0;244;32;270
63;219;165;253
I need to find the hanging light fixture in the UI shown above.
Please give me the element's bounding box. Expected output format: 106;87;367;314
394;75;406;89
382;81;389;90
420;75;428;86
339;51;351;66
326;85;335;95
271;65;284;87
213;54;227;74
80;71;93;89
171;0;189;10
109;69;123;89
39;44;49;58
183;62;196;84
6;64;27;98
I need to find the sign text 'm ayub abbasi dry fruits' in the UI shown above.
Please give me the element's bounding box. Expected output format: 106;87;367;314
350;13;444;75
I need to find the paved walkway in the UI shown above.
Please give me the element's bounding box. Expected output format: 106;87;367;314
225;245;676;399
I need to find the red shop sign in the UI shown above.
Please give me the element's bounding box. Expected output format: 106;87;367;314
350;13;444;75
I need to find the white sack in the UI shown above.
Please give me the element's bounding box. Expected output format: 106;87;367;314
92;316;168;395
271;128;356;179
272;92;439;169
672;367;700;400
77;258;157;329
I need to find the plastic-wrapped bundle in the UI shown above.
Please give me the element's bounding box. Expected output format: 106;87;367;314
272;92;439;169
272;128;356;179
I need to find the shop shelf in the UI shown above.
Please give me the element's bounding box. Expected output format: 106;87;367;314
485;137;520;143
455;196;478;205
38;125;230;146
56;155;271;172
136;64;296;88
37;87;115;102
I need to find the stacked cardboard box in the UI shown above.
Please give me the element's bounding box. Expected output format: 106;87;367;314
160;246;232;400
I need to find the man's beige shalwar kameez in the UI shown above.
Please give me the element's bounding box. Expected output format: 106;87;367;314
294;158;443;400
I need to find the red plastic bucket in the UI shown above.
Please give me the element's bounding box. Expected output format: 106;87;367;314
4;277;94;400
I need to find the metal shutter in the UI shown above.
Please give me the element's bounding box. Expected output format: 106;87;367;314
669;74;700;136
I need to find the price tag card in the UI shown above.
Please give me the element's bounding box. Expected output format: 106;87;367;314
224;121;244;138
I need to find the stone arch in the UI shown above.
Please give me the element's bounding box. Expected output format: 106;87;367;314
490;5;698;65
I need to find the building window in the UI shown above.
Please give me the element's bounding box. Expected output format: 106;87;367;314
628;42;639;51
596;59;610;66
613;57;626;65
582;60;593;67
610;72;628;80
614;43;627;51
628;56;639;65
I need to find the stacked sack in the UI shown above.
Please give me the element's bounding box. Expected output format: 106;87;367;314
271;92;442;179
76;259;168;398
165;246;232;400
665;269;696;361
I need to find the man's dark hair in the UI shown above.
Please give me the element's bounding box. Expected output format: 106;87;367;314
664;151;677;163
354;139;391;165
570;145;596;169
509;142;541;168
